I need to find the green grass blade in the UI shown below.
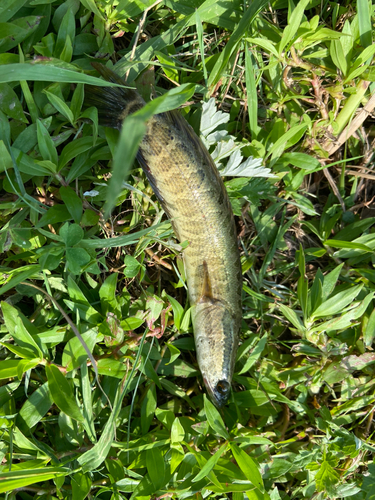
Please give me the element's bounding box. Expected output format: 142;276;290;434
0;468;71;494
115;14;194;82
104;115;147;218
192;442;229;482
0;63;126;86
80;225;159;249
245;42;259;140
230;442;264;492
0;265;41;296
357;0;372;48
78;329;148;472
333;79;370;134
195;8;208;90
204;394;229;439
278;0;310;54
312;284;363;319
207;0;269;92
80;361;97;443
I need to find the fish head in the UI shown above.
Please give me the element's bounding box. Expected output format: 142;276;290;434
192;301;239;408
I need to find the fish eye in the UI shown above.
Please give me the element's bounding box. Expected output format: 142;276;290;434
216;380;230;395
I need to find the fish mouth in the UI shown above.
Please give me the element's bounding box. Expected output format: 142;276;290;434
203;376;231;408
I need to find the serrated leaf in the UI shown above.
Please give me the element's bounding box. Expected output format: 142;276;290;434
214;140;242;167
220;151;272;178
200;97;229;136
315;460;340;495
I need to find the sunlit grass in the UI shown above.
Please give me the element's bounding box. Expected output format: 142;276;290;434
0;0;374;498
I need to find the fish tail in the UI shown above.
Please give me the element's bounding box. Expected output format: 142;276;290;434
84;62;145;129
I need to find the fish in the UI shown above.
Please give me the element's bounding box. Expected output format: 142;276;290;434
85;62;242;407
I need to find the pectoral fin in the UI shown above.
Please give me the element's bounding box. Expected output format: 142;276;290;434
198;261;217;304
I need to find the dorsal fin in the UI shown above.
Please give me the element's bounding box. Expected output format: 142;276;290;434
84;62;145;129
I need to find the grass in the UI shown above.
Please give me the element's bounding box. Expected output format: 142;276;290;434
0;0;375;498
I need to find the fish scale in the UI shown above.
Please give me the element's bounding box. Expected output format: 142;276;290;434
85;63;242;407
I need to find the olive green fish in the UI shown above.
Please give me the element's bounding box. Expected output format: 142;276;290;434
85;63;242;407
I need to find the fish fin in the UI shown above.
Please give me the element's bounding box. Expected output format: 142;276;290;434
84;62;145;129
197;261;216;304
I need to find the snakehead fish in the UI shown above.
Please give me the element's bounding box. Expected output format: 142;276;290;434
85;63;242;407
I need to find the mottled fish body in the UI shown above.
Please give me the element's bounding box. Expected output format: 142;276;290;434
86;63;242;406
